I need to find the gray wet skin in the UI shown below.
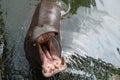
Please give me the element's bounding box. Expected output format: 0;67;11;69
24;0;67;77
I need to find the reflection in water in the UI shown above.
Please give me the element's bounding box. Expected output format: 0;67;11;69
0;0;120;80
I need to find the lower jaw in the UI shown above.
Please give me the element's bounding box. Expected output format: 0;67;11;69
42;57;67;77
40;45;66;77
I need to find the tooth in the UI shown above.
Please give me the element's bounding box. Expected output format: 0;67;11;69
42;66;47;73
51;65;55;70
47;66;50;69
42;65;44;69
44;69;47;73
55;63;59;69
61;56;65;65
33;43;36;46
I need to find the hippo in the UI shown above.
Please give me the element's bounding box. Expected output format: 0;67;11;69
24;0;68;77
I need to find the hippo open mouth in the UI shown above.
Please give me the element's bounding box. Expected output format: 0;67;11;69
34;32;67;77
24;0;68;78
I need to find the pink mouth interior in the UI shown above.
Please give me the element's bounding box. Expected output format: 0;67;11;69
38;36;61;64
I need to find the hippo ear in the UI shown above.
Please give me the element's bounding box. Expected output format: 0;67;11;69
61;56;65;65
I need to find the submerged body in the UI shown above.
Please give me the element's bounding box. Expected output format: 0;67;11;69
24;0;67;77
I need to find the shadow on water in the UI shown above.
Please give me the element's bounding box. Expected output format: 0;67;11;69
0;0;120;80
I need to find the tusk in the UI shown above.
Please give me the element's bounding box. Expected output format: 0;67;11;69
61;56;65;65
33;43;36;46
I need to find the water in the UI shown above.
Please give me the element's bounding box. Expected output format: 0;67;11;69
0;0;120;80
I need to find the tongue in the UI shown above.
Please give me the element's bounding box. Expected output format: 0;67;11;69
45;48;53;61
